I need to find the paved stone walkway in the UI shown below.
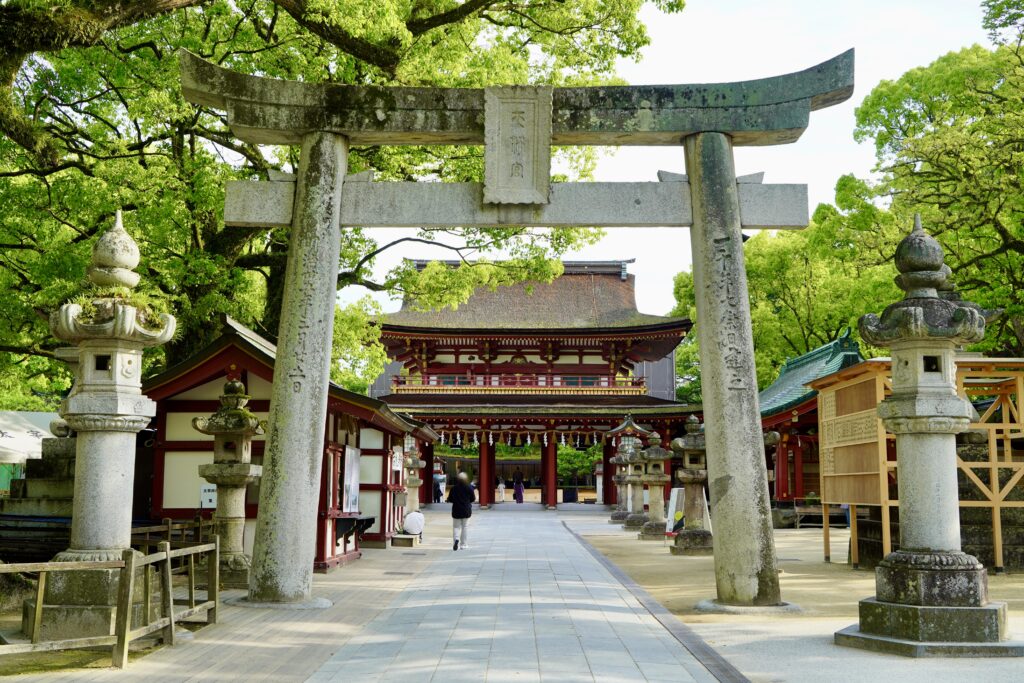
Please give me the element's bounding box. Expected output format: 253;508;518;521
307;510;716;683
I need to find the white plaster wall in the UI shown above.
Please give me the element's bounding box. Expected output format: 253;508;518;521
361;491;381;534
167;413;213;441
175;379;226;400
360;428;384;449
164;450;213;509
360;454;383;485
247;374;272;399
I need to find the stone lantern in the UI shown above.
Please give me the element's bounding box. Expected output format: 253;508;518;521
670;415;714;555
639;433;671;541
608;446;630;524
605;415;652;525
623;445;649;531
836;216;1022;656
29;211;175;640
193;379;265;589
403;435;426;514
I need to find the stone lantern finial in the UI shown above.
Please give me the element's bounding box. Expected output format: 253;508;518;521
859;216;985;347
88;210;141;289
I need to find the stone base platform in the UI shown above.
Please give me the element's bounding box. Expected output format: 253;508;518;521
227;596;333;610
856;596;1009;643
834;624;1024;658
391;534;420;548
670;529;714;555
623;514;647;530
609;512;628;524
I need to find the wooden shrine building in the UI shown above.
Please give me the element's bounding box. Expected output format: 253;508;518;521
758;330;863;503
371;260;696;508
810;355;1024;571
142;317;437;567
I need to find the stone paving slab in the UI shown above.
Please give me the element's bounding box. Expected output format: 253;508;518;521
306;509;717;683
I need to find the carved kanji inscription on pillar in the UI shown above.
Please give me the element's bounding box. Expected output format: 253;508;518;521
484;86;552;204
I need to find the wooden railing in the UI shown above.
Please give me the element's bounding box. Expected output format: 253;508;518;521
0;537;219;669
391;374;647;395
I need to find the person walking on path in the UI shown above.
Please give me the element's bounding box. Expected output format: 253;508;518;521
512;468;525;504
432;474;443;504
447;471;475;550
497;476;506;503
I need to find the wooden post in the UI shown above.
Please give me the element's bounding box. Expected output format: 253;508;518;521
993;507;1004;573
187;554;196;608
478;437;493;508
142;543;151;627
113;548;137;668
849;503;859;569
543;435;557;509
31;571;46;644
208;535;220;624
822;503;831;563
158;541;175;646
881;503;892;556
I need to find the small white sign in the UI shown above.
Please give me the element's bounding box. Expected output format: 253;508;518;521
391;446;404;471
200;484;217;509
667;487;685;533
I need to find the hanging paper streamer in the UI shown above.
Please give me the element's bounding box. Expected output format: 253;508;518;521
440;432;446;445
526;433;531;446
543;432;548;447
560;433;566;447
473;432;479;446
456;431;462;446
488;431;493;446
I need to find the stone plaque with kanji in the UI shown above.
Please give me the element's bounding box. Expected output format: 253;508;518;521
483;86;552;204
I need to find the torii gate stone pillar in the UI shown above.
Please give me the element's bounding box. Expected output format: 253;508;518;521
179;48;854;607
250;132;347;606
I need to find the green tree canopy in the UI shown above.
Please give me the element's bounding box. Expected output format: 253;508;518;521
0;1;685;408
843;1;1024;355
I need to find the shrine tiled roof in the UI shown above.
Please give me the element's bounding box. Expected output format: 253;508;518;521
758;329;864;418
382;260;689;332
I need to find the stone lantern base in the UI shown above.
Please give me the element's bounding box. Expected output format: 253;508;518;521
671;529;714;556
22;552;161;641
609;508;628;524
623;511;647;530
835;551;1024;657
638;521;666;540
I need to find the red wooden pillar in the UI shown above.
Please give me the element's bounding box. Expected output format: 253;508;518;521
776;433;789;500
478;436;493;508
602;440;616;505
793;437;805;499
420;441;434;505
543;435;557;509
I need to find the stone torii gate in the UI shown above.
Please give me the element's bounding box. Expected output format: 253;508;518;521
179;49;854;608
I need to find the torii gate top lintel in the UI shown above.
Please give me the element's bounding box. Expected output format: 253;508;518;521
178;48;853;148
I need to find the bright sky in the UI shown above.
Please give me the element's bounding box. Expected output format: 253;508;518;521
339;0;989;316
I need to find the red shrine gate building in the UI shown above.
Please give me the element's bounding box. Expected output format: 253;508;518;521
371;260;697;507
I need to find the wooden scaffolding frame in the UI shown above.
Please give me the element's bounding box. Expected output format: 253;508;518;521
810;357;1024;571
